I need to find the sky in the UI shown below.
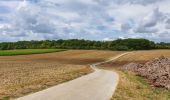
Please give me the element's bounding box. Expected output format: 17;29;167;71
0;0;170;42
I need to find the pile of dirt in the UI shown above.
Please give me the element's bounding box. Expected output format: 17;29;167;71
122;56;170;90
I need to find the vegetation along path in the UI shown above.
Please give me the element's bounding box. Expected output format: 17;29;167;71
16;53;130;100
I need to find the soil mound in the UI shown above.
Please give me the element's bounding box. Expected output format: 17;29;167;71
123;56;170;90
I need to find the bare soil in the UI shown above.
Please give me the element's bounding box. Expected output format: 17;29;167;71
0;50;123;99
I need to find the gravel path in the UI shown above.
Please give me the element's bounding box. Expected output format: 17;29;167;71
16;53;129;100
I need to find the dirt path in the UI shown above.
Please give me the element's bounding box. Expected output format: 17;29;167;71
16;53;129;100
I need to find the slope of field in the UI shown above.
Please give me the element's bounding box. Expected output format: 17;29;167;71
116;50;170;63
0;49;65;56
99;50;170;100
0;50;123;99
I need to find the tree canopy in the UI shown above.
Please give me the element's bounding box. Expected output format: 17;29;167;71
0;38;168;51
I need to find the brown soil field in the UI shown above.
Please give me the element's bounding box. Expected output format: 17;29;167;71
116;50;170;62
101;50;170;68
0;50;123;99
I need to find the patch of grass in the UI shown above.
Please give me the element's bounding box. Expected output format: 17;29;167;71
112;70;170;100
1;96;10;100
99;66;170;100
0;49;66;56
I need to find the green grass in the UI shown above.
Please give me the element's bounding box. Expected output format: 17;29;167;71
99;66;170;100
113;70;170;100
2;96;10;100
0;49;66;56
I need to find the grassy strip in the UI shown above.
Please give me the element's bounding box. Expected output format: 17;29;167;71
112;69;170;100
98;66;170;100
0;49;66;56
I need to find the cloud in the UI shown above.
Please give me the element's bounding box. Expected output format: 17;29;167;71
134;8;160;33
0;0;170;42
133;7;170;36
0;1;61;40
95;0;165;5
121;22;132;32
165;19;170;29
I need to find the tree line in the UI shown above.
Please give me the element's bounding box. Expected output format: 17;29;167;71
0;38;169;51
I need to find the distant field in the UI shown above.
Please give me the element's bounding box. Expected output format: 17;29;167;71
101;50;170;68
116;50;170;63
0;50;123;99
0;49;66;56
99;50;170;100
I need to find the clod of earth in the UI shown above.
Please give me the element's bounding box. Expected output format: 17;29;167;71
122;56;170;90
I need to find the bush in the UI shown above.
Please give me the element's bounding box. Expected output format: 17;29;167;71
115;45;129;51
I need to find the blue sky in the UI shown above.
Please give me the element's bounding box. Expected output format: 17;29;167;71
0;0;170;42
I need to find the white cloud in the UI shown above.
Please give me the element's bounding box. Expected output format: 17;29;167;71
0;0;170;42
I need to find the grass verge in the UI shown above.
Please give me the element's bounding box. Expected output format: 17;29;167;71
0;49;66;56
99;66;170;100
113;69;170;100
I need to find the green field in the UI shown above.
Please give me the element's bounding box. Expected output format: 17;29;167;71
0;49;66;56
